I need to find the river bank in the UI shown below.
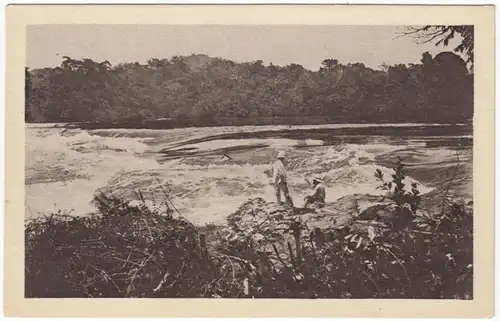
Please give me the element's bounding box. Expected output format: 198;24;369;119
27;117;473;130
25;156;473;299
24;121;474;299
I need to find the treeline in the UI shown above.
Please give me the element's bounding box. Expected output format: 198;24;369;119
25;51;473;126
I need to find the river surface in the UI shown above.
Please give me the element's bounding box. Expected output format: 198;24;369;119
25;123;473;225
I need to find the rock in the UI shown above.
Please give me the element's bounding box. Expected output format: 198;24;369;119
212;194;401;271
358;202;414;228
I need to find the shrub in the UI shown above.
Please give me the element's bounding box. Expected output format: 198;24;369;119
25;194;238;298
374;156;421;214
220;197;472;299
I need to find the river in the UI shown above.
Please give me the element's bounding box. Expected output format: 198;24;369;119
25;123;473;225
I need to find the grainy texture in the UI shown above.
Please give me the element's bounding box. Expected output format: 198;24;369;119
24;24;474;299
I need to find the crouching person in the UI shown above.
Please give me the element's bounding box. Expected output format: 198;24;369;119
304;175;326;209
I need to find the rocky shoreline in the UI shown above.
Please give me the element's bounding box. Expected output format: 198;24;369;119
200;149;473;275
25;153;473;298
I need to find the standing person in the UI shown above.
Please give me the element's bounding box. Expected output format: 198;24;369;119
304;175;326;208
271;151;294;207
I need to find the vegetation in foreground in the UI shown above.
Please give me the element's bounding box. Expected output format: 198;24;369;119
25;159;473;299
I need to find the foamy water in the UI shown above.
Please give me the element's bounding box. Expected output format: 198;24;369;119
25;124;467;225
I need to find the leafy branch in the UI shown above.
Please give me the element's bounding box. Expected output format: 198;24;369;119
375;157;421;214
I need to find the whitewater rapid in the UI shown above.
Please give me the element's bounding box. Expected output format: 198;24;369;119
25;124;464;225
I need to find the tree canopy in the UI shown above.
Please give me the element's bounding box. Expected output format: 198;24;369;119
25;51;473;127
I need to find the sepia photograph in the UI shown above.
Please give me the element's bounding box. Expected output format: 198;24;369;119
23;23;476;299
4;4;495;318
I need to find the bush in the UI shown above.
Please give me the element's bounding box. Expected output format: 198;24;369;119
212;199;472;299
25;194;238;298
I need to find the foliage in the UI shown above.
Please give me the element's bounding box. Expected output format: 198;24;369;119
25;181;473;299
25;50;473;126
306;199;472;299
243;201;472;299
375;156;421;213
25;194;239;298
403;25;474;71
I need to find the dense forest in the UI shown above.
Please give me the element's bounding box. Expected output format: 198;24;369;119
25;31;474;126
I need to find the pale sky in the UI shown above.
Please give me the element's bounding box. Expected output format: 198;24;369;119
26;25;462;71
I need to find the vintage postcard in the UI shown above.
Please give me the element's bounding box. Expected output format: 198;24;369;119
4;4;495;318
